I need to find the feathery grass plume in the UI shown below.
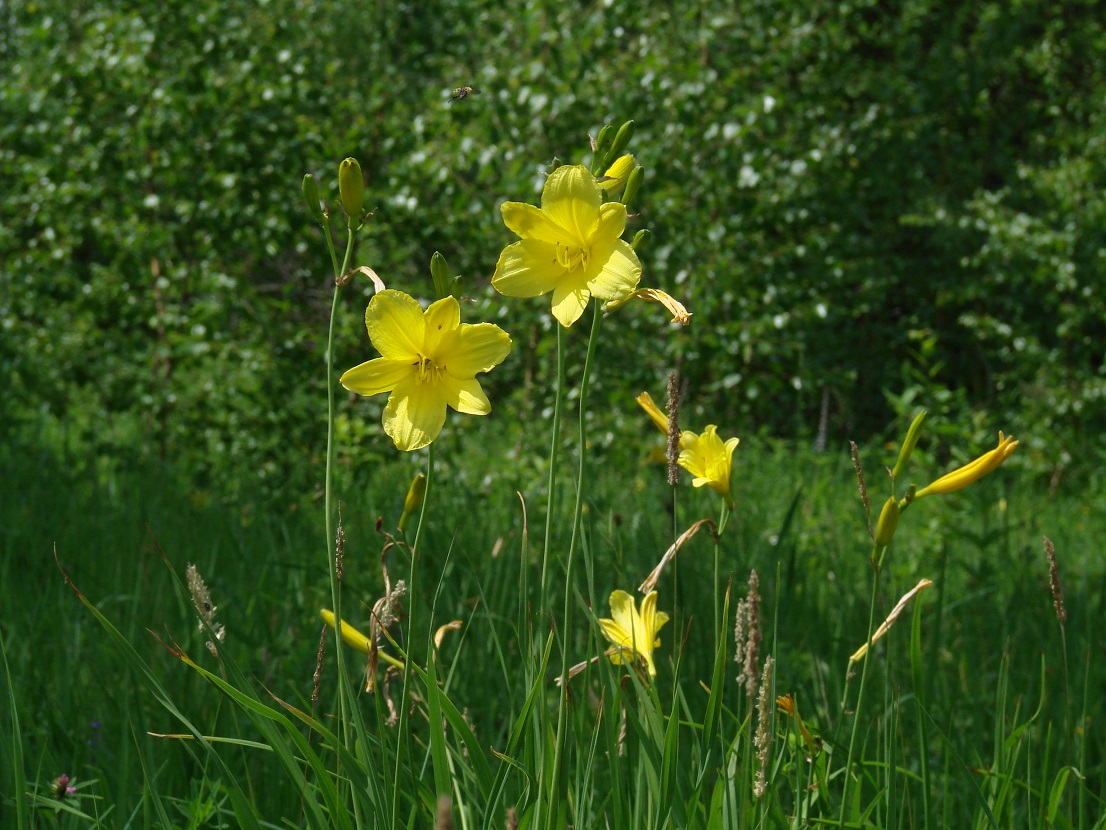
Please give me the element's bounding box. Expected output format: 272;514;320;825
504;807;518;830
1044;535;1067;627
186;563;225;656
850;441;873;540
434;794;453;830
734;570;762;700
311;624;327;711
754;655;775;798
335;505;346;582
666;371;682;486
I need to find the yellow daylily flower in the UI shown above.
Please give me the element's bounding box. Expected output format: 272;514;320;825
598;153;635;195
914;432;1018;499
340;290;512;452
679;425;739;505
492;165;642;328
598;590;670;677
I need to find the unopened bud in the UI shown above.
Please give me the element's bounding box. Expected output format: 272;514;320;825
621;164;644;207
398;473;427;532
302;174;325;225
874;497;900;548
891;410;928;480
338;157;365;228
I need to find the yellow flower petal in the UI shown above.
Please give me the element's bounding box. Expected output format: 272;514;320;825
341;357;412;396
423;295;461;354
447;323;513;376
493;240;568;298
540;165;602;241
550;279;592;328
440;376;492;416
587;239;641;301
365;290;424;360
501;201;570;245
383;376;448;452
635;392;670;436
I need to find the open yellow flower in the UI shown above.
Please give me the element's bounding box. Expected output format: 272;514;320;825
598;590;670;677
492;165;642;327
340;290;512;452
679;425;739;505
914;432;1018;499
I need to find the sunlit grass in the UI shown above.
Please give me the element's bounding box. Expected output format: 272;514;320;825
3;421;1103;827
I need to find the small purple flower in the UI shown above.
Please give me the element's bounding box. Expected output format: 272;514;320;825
52;774;76;798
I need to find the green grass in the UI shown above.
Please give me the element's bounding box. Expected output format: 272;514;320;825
2;418;1103;828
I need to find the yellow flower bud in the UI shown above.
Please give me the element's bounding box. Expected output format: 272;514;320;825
398;472;427;532
873;497;900;548
598;153;635;195
914;432;1018;499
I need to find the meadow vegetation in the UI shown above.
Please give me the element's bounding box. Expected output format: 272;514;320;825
2;0;1105;827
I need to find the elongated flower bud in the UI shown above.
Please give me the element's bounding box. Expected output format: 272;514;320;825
891;410;928;480
339;157;365;228
398;473;427;532
873;497;900;548
302;173;325;225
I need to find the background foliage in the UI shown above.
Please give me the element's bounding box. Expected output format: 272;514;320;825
2;0;1104;499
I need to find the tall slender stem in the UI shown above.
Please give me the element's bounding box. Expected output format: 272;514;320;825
539;325;565;613
546;304;603;830
390;442;434;830
838;561;882;825
324;228;355;804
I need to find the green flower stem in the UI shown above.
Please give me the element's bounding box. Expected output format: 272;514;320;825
324;227;355;804
544;304;603;830
390;442;434;830
539;325;566;614
838;561;883;826
532;323;566;830
714;499;731;644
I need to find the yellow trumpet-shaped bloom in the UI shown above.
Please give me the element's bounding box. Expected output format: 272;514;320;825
492;165;642;328
598;590;670;677
914;432;1018;499
679;425;739;505
340;290;512;452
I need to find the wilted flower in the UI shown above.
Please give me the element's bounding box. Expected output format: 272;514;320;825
492;165;641;327
598;590;670;678
604;287;691;326
341;290;512;451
